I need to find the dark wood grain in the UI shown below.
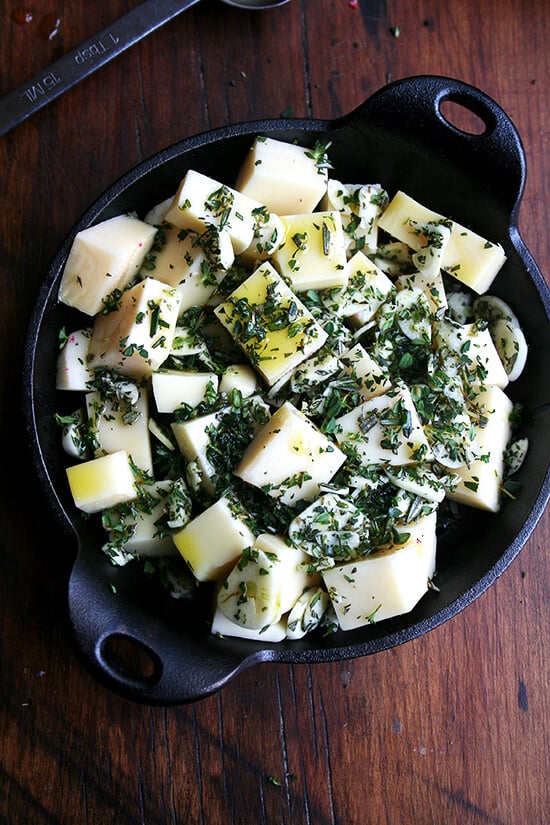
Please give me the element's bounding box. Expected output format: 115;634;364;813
1;1;548;823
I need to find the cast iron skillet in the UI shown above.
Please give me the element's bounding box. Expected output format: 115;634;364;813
24;76;550;705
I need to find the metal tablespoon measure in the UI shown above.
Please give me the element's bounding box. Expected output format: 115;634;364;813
0;0;291;137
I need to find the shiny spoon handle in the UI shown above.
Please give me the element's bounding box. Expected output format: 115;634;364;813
0;0;202;138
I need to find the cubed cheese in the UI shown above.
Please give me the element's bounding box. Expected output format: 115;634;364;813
435;319;509;389
211;604;287;641
66;450;137;513
272;211;348;292
140;221;234;313
334;385;433;467
378;190;506;294
254;533;320;614
105;480;178;556
322;510;437;629
235;401;346;506
86;384;153;475
214;262;328;387
172;496;255;581
446;384;513;512
152;370;219;413
340;343;391;400
87;277;181;378
171;410;221;496
58;215;157;316
321;251;394;323
164;169;261;255
234;136;328;214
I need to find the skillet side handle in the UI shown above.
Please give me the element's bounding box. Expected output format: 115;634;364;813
68;546;256;705
343;75;527;220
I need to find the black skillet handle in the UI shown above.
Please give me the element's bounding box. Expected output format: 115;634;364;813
68;541;256;705
340;75;527;225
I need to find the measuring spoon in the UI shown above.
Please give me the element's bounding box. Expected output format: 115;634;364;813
0;0;291;137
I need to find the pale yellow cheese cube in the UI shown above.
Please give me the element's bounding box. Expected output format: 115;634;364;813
334;386;433;467
446;385;513;512
435;319;509;389
86;384;153;475
58;215;157;316
254;533;320;614
378;190;506;294
171;410;221;496
56;328;94;391
322;510;437;629
66;450;137;513
234;136;328;214
140;221;234;313
88;277;181;378
235;401;346;506
272;211;348;292
172;496;255;581
214;262;328;387
164;169;261;255
289;351;342;394
152;370;219;413
340;343;391;400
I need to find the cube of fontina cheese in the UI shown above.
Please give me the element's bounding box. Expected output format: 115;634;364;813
234;136;328;215
434;319;509;389
172;496;255;581
340;343;391;401
254;532;320;614
85;385;153;475
164;169;260;255
152;370;219;414
377;190;506;294
87;277;180;378
334;385;433;467
139;222;234;313
58;215;157;316
171;410;221;497
446;384;513;512
214;262;328;387
235;401;346;506
272;211;348;292
322;510;437;630
66;450;137;513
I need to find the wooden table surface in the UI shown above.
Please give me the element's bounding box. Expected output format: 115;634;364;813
1;1;548;823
